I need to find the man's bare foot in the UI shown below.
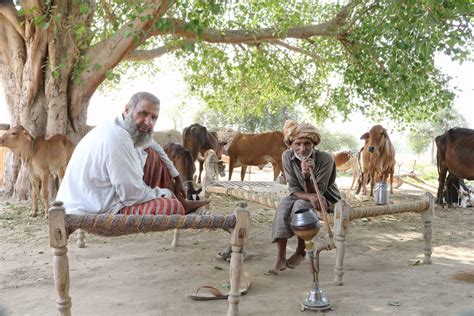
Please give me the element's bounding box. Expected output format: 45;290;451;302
264;259;287;275
286;252;305;269
180;198;210;214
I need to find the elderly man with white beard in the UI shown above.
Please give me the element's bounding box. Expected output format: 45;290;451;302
57;92;208;216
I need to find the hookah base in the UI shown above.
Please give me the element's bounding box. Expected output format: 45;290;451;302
300;300;332;312
300;282;332;312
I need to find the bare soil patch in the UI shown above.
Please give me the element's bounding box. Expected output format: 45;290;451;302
0;171;473;315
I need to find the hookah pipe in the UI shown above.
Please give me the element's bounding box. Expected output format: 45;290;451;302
306;159;335;249
304;158;336;282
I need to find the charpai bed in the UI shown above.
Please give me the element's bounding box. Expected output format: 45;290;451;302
48;201;250;316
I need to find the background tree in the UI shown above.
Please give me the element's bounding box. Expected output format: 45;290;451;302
407;108;468;162
194;104;300;133
318;127;359;153
0;0;471;197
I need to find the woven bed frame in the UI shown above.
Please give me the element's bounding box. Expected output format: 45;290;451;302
207;181;435;285
48;201;250;316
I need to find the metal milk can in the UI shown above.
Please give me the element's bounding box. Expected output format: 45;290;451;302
374;182;389;205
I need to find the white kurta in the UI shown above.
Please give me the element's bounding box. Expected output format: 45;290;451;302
57;116;179;215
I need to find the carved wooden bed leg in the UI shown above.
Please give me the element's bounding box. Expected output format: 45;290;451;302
334;200;351;285
48;201;72;316
227;202;249;316
76;229;86;248
171;228;179;247
421;193;434;264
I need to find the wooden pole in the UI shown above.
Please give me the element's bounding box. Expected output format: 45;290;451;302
333;200;351;285
421;193;434;264
227;202;249;316
48;201;71;316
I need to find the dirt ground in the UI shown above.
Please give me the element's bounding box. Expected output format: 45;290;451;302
0;169;473;316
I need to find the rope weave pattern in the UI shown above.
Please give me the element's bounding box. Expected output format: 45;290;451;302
207;182;432;223
207;181;287;209
349;200;430;220
65;214;236;237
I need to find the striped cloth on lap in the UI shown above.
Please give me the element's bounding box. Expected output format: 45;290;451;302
119;197;185;215
119;147;185;215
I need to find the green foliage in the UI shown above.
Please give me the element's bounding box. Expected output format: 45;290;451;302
407;108;468;155
415;163;438;183
318;127;359;153
178;1;472;125
193;104;301;132
10;0;473;126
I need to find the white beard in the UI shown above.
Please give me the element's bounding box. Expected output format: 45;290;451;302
294;150;312;161
123;114;153;147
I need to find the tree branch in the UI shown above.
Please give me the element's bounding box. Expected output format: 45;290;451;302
125;41;193;61
270;39;329;63
150;4;350;44
70;0;175;118
99;0;117;25
0;1;25;40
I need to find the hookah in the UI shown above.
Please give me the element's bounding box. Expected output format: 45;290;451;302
291;160;336;312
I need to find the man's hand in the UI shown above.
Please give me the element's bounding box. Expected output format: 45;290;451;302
301;158;315;180
307;194;321;210
173;176;186;198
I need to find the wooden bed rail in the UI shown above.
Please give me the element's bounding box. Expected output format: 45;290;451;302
48;201;250;316
332;192;435;285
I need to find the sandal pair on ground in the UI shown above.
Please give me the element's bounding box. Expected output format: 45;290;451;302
187;279;251;301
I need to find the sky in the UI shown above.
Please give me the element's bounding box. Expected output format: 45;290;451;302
0;54;472;135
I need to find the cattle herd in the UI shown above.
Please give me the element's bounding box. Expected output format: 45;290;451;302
0;123;472;217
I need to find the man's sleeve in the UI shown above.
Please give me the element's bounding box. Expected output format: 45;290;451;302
107;138;161;206
313;152;335;195
148;141;180;178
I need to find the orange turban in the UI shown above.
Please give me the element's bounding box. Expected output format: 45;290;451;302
282;120;321;147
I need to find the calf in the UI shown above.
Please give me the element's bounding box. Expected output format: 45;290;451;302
201;149;226;196
334;150;361;190
360;125;396;196
435;128;474;206
162;143;198;200
0;126;74;217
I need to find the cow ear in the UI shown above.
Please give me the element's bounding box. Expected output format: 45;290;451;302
383;129;390;139
360;132;369;140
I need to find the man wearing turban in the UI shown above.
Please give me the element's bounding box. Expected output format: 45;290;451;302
265;120;341;275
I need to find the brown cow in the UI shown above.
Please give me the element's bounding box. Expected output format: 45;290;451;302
0;126;74;217
227;131;286;181
435;127;474;206
333;150;361;190
359;125;396;196
183;123;227;183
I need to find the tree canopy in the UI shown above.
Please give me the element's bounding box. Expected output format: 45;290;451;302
407;108;468;155
0;0;472;135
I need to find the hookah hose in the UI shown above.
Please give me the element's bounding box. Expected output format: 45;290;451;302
308;166;335;248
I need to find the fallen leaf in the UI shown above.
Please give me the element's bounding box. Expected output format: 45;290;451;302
388;301;401;307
